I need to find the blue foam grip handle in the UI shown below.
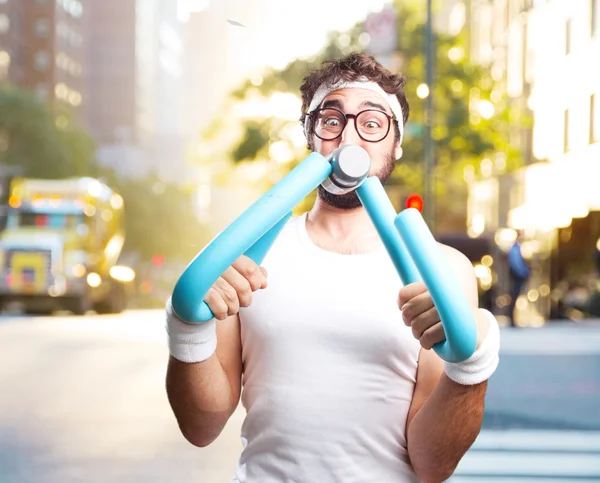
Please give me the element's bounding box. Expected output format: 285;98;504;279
394;208;478;362
171;152;332;323
355;177;420;285
243;213;292;263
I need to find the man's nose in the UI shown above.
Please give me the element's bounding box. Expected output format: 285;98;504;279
340;118;361;145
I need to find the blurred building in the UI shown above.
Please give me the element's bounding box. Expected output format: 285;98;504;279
0;0;85;118
183;8;231;139
139;0;186;183
467;0;600;323
85;0;187;183
436;0;470;35
84;0;136;145
182;0;266;139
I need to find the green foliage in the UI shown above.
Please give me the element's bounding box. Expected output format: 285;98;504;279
395;12;525;193
197;25;371;214
98;170;209;262
0;85;96;178
0;85;207;263
197;5;529;228
232;121;270;162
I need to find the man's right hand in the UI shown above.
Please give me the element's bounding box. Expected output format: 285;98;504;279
204;255;268;320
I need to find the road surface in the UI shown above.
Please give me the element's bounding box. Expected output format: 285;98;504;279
1;311;599;482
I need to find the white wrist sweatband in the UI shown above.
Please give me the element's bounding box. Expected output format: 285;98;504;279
444;309;500;386
165;297;217;364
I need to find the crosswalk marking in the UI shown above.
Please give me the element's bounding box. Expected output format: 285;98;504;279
2;312;599;483
472;430;600;451
449;478;599;482
499;326;600;355
455;452;600;477
448;430;600;482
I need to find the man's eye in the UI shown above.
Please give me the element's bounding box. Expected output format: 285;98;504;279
364;120;381;129
324;118;341;127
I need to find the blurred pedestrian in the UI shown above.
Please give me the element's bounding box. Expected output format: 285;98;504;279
507;232;531;327
165;52;500;483
594;237;600;277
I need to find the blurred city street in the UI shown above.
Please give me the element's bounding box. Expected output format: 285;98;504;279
1;0;600;482
0;310;244;483
1;310;599;483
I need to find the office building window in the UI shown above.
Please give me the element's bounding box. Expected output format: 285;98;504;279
564;109;570;153
59;0;83;18
592;0;598;37
36;84;49;100
35;18;50;38
0;50;9;80
34;50;50;71
0;13;9;34
522;21;529;83
69;31;82;48
592;94;598;143
566;19;572;55
523;0;534;11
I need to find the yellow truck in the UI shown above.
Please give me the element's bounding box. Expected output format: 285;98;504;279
0;177;135;315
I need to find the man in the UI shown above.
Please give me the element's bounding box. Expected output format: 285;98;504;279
165;52;500;483
507;231;531;327
594;237;600;277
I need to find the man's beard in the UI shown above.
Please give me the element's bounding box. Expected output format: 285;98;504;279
317;151;396;210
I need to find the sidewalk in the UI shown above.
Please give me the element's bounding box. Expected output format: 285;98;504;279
541;318;600;327
496;315;600;329
498;320;600;354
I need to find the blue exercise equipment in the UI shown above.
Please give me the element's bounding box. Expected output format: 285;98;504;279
171;145;478;362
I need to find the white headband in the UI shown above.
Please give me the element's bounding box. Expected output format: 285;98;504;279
304;79;404;144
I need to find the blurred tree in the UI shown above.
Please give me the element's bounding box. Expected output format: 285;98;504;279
391;4;528;230
0;85;207;263
0;85;96;178
232;120;270;162
96;170;209;263
193;26;369;214
194;5;529;230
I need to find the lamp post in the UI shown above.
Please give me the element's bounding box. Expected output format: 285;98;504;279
424;0;435;232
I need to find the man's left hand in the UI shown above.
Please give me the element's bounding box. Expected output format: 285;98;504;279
398;281;490;351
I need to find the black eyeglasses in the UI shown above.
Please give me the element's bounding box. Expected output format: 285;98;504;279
309;107;395;143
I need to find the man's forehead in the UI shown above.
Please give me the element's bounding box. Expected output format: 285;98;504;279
321;89;392;115
323;88;388;105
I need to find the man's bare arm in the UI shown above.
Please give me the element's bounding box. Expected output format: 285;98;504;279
165;254;266;447
406;349;486;482
404;245;492;482
166;314;242;447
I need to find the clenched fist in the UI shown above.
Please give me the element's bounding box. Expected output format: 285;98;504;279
204;255;268;320
398;281;490;350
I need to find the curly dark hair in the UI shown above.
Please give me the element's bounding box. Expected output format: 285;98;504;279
299;52;410;149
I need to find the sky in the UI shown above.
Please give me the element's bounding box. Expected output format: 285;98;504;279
179;0;391;75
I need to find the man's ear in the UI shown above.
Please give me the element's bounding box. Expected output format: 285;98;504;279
395;143;403;160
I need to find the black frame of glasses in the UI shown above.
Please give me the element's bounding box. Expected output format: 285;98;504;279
308;107;396;143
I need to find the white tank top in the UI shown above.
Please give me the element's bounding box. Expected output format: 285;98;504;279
233;213;421;483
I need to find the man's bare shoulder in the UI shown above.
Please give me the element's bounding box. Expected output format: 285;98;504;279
436;242;473;271
436;242;478;305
